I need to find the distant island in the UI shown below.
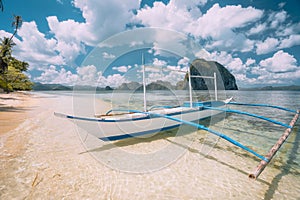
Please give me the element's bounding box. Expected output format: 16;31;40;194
32;82;300;91
240;85;300;91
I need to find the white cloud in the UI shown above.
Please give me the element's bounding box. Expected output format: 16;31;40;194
135;3;263;52
279;34;300;49
14;21;65;69
247;23;267;35
256;37;280;55
278;2;286;9
177;57;190;66
153;58;167;67
276;22;300;37
146;70;185;85
34;65;78;84
250;65;300;85
35;64;129;87
186;4;263;39
246;58;256;66
76;65;128;87
269;10;287;28
259;50;298;73
112;65;132;73
76;65;97;84
71;0;140;45
136;2;194;31
102;52;116;59
97;72;128;88
46;16;88;64
0;30;13;39
206;51;246;74
43;0;140;66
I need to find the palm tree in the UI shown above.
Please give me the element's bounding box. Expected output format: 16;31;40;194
10;15;22;41
0;37;15;73
0;15;21;74
0;0;3;12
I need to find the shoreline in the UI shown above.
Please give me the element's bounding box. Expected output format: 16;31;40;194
0;92;39;157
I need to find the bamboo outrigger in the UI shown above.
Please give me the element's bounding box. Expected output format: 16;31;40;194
249;110;299;179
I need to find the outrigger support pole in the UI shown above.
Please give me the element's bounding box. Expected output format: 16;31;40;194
249;110;299;179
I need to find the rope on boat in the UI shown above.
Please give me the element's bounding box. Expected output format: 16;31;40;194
203;106;292;128
249;110;300;179
127;110;269;162
227;102;297;113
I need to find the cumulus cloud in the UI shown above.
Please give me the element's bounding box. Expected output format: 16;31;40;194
251;65;300;85
112;65;132;73
205;51;246;74
186;4;263;39
71;0;140;45
102;52;116;59
35;65;129;87
259;50;298;73
135;3;263;52
0;30;14;39
146;69;185;85
177;57;190;66
247;23;267;35
97;72;128;88
268;10;287;29
153;58;167;67
14;21;65;69
34;65;78;84
42;0;140;66
279;34;300;49
256;37;280;55
246;58;256;66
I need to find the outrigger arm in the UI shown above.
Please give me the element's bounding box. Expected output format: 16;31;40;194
203;106;292;128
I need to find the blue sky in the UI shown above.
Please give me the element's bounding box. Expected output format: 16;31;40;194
0;0;300;88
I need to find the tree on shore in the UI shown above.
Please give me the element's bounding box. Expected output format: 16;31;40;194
0;15;33;93
0;0;3;12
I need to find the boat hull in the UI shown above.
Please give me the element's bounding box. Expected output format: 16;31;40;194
70;105;225;141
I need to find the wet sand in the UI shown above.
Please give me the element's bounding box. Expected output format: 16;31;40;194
0;92;299;199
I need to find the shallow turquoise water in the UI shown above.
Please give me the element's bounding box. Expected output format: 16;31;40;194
43;89;300;199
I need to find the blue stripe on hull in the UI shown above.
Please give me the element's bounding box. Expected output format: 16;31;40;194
99;114;219;141
99;124;181;141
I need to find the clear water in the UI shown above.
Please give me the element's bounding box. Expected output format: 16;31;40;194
27;90;300;199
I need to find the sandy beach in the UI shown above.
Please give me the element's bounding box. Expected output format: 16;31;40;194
0;92;299;199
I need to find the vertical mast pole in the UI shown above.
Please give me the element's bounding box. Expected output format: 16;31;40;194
188;66;193;107
214;72;217;101
142;53;147;111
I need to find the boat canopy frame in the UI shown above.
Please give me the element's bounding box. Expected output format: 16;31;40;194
141;55;218;111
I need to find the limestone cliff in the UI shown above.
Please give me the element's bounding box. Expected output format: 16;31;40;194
180;59;238;90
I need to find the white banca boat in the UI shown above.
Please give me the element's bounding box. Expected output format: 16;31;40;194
55;59;299;179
